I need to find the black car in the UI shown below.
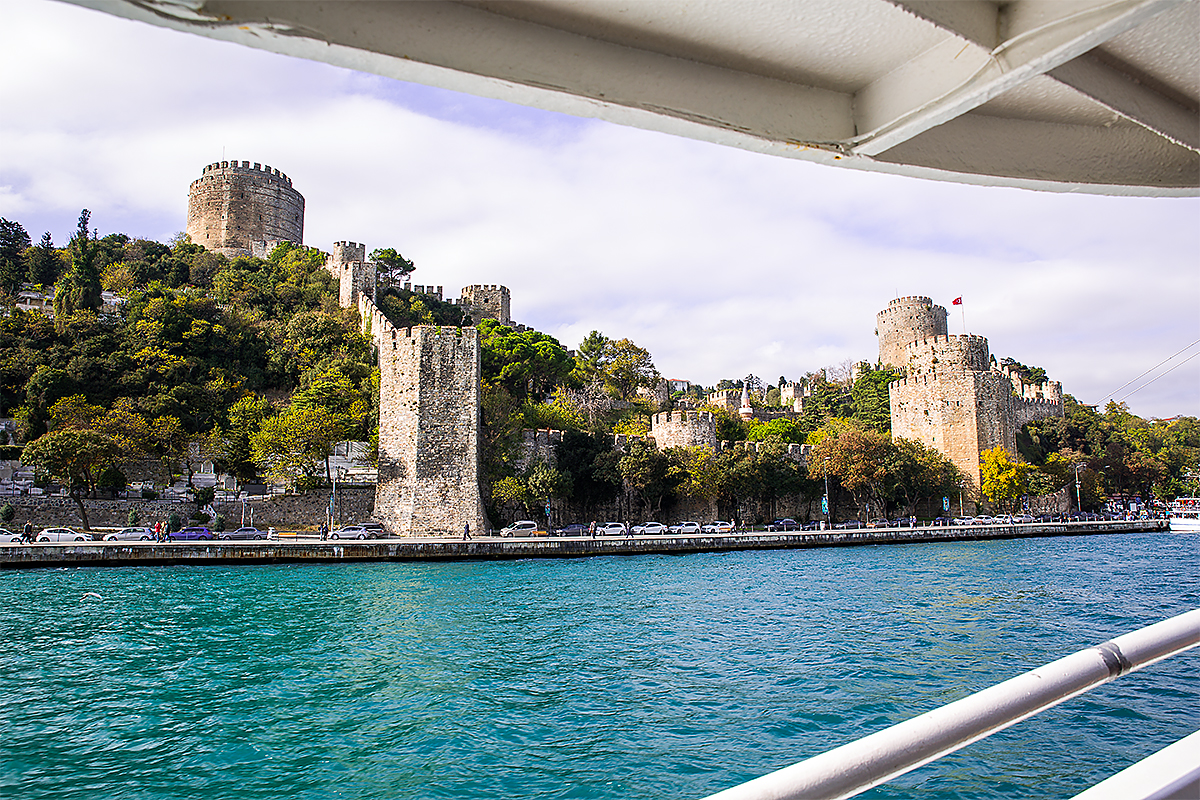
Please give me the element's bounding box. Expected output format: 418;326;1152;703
931;516;954;527
556;523;588;536
801;520;821;531
766;518;799;531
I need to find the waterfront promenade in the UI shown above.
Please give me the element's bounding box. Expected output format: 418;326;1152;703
0;519;1165;568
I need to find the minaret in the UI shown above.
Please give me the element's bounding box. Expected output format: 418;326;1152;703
739;385;754;421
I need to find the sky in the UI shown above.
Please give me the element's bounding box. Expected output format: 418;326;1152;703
2;0;1198;420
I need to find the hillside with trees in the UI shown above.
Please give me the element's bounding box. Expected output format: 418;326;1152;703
1;212;1195;529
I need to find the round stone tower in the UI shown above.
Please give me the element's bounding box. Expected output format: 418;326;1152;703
875;296;948;368
187;160;304;257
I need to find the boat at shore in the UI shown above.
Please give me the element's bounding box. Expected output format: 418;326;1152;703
1168;498;1200;533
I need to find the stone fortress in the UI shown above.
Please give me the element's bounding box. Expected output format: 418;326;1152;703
187;161;305;258
879;296;1063;490
185;160;1065;530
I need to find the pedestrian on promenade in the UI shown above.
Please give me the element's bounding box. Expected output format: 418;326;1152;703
589;521;596;538
463;521;471;540
22;521;33;544
319;522;328;540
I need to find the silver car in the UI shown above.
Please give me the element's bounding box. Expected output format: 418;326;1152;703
37;527;92;542
104;527;155;541
632;522;668;535
1;528;20;543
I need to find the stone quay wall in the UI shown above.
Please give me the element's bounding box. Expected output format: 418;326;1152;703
876;296;948;368
187;160;304;257
0;487;375;532
374;319;489;537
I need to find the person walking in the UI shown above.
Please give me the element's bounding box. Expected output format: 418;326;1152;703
319;522;328;540
463;521;471;540
22;520;33;544
589;521;596;538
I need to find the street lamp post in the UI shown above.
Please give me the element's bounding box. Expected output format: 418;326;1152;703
1074;463;1084;513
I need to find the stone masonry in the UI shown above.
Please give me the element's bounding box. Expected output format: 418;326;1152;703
372;306;489;536
889;328;1064;488
876;296;948;368
187;160;304;257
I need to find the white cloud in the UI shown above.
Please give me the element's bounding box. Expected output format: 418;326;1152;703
2;0;1197;419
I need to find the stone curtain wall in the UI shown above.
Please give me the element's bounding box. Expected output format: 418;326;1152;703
186;161;305;257
651;410;719;450
374;322;489;537
875;296;948;368
327;242;374;308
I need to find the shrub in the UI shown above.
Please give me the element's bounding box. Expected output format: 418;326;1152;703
167;512;181;532
212;513;226;532
0;503;14;523
127;509;140;526
190;509;211;522
141;488;159;500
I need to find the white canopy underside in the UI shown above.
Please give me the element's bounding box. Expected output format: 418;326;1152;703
67;0;1200;195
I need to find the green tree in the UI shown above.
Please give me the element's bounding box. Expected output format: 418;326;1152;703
24;232;60;286
21;428;121;529
54;210;103;321
479;319;575;399
619;438;676;516
250;403;348;487
0;218;32;294
370;247;416;288
851;367;897;432
809;419;894;519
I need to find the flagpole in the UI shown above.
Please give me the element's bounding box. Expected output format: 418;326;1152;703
962;306;966;334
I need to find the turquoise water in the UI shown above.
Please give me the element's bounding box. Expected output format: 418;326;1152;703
2;532;1197;800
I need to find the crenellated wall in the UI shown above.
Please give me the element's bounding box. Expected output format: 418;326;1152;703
187;160;304;257
876;296;948;368
904;334;991;375
328;241;376;308
651;410;718;450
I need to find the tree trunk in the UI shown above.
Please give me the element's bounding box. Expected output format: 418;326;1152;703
70;487;91;530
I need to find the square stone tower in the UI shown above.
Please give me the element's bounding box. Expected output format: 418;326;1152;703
375;324;489;536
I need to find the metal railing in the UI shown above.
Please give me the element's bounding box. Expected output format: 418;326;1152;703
701;608;1200;800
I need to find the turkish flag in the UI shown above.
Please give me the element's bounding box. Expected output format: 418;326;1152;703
952;296;963;305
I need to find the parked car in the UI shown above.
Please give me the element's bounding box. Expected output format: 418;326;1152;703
971;515;996;525
931;516;954;527
702;521;733;533
834;519;863;530
868;518;890;528
801;520;822;531
632;522;668;535
2;528;21;543
766;518;799;531
669;521;702;534
104;527;155;541
952;516;975;526
599;522;627;536
329;525;372;540
1013;514;1036;524
37;527;92;542
170;526;214;541
219;527;267;540
500;520;539;537
993;514;1014;524
556;523;588;536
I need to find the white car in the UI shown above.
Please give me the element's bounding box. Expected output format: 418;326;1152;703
104;527;155;541
669;521;702;534
2;528;20;543
702;521;734;533
500;520;539;537
632;522;668;535
37;527;92;542
599;522;627;536
330;525;372;540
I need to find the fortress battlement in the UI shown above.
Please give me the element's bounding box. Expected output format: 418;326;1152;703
652;410;715;426
716;441;808;462
199;160;293;186
876;295;949;368
905;334;990;373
